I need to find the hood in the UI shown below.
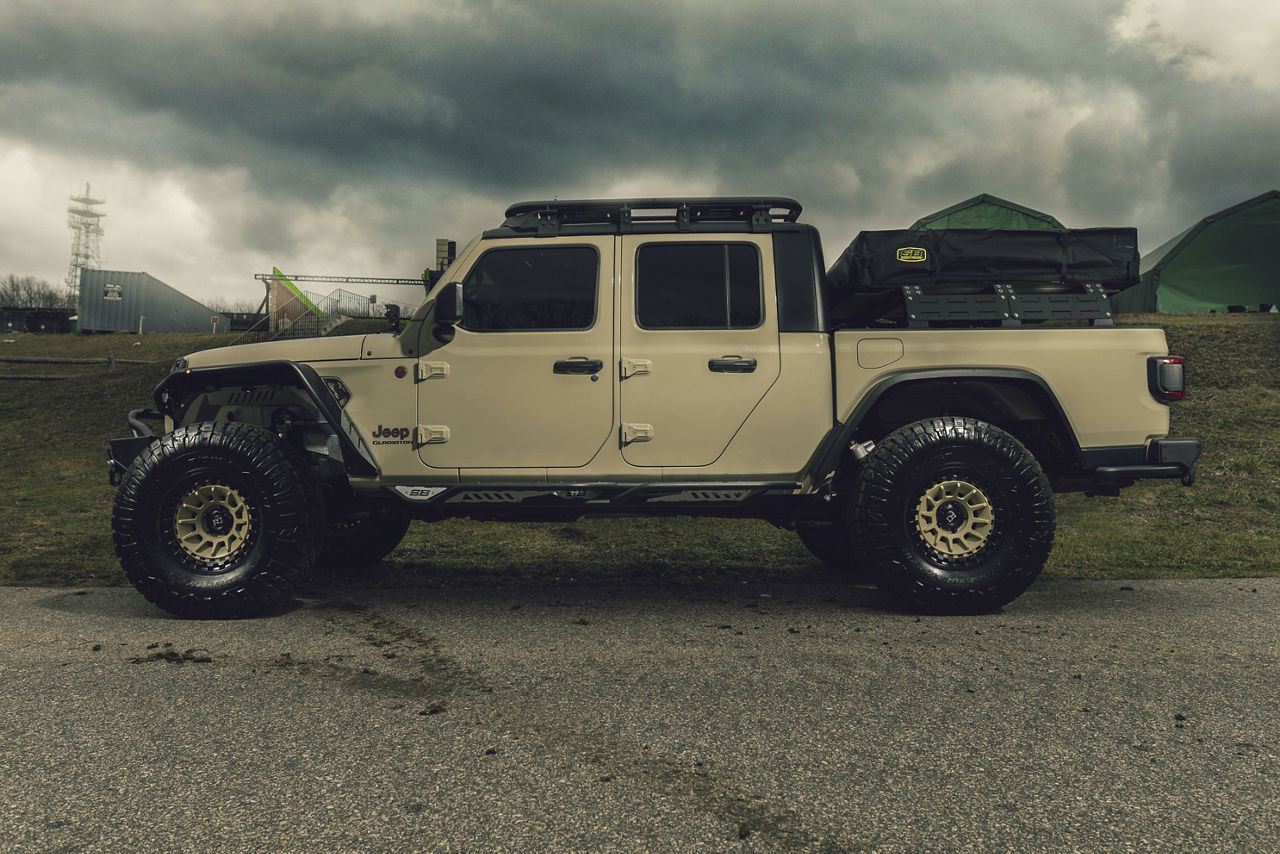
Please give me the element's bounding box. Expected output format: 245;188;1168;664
182;334;366;369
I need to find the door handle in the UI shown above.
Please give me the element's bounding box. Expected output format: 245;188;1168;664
708;356;757;373
553;358;604;375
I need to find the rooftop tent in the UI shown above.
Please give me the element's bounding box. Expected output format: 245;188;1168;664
911;193;1066;231
1112;190;1280;313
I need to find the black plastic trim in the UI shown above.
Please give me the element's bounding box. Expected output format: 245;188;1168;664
773;227;827;333
808;368;1083;478
152;360;378;478
1094;464;1185;480
553;358;604;375
1152;437;1201;469
708;357;757;373
384;480;803;520
1053;438;1201;491
1078;445;1146;468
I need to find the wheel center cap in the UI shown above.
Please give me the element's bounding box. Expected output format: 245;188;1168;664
938;500;967;533
204;507;233;536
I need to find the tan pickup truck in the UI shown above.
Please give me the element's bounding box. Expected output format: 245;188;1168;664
107;197;1199;618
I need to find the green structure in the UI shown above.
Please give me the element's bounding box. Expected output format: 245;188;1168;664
1113;190;1280;313
911;193;1066;231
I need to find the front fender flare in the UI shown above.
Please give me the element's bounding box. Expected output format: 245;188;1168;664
153;360;378;478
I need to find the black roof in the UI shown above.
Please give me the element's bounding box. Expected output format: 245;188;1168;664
487;197;804;237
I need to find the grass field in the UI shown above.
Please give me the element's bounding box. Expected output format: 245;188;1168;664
1;315;1275;589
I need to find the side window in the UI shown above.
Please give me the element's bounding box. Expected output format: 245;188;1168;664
462;246;598;331
635;243;762;329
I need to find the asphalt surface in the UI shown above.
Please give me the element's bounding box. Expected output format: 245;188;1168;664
1;578;1277;853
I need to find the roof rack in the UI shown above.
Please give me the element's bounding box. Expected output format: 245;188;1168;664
498;197;802;236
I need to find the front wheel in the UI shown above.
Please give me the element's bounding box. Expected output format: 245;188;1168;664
112;422;323;619
848;417;1055;614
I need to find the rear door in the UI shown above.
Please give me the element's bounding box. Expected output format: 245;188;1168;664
618;234;780;467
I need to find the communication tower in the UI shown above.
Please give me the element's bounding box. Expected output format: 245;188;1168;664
66;183;106;301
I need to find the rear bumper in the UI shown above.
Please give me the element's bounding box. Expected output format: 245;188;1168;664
1065;438;1201;494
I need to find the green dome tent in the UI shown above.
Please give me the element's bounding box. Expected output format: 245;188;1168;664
1112;190;1280;313
911;193;1066;231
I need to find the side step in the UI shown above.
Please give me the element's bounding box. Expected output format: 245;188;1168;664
387;481;802;514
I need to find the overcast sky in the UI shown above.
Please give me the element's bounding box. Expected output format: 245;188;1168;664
1;0;1277;306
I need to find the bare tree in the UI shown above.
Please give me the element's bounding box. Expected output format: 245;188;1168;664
205;294;265;314
0;275;74;309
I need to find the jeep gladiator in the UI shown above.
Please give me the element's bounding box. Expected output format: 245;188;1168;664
107;197;1200;618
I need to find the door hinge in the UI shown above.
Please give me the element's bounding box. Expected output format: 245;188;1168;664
620;358;652;379
416;361;450;381
621;423;654;445
415;425;450;445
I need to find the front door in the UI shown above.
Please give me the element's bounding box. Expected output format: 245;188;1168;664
618;235;780;468
417;237;615;469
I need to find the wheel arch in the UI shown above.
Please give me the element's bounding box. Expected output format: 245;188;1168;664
810;369;1085;481
153;360;378;478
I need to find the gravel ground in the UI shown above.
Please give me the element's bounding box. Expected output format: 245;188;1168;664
1;577;1277;852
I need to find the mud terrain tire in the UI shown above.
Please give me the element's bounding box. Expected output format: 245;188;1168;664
112;422;323;619
848;417;1054;614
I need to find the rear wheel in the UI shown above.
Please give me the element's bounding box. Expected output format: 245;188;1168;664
112;422;323;619
848;417;1054;614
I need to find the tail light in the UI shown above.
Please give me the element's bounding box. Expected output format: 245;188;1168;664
1148;356;1186;401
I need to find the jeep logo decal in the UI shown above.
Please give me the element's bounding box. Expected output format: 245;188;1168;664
896;247;927;263
371;424;412;445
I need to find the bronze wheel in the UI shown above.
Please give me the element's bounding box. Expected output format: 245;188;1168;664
173;483;254;565
913;479;994;560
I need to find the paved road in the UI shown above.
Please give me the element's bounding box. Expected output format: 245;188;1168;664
1;578;1277;853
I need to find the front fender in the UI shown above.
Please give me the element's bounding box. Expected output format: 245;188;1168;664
153;360;378;478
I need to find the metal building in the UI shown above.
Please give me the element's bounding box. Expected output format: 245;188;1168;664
1;307;75;333
78;270;224;333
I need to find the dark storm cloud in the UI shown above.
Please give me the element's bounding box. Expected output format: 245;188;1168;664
1;0;1275;256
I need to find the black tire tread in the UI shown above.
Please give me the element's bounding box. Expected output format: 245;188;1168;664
112;421;323;619
848;417;1055;614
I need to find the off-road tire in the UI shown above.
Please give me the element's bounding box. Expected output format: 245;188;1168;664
848;417;1054;614
112;421;324;619
317;504;413;572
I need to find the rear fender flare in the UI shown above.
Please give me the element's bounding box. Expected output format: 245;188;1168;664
809;368;1084;479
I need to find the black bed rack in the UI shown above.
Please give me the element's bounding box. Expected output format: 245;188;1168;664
900;281;1115;328
496;197;803;236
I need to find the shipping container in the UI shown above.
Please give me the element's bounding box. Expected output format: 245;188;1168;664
78;270;223;334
